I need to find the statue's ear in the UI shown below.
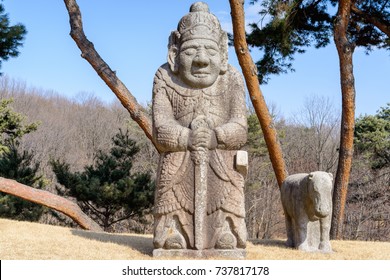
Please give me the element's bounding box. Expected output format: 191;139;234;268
219;31;228;74
168;31;180;74
328;172;333;180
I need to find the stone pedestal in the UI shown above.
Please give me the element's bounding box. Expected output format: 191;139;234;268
153;249;246;259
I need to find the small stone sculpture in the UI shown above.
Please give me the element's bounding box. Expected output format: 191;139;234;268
280;171;333;252
152;2;247;258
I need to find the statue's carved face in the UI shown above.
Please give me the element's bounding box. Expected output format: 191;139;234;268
178;38;221;88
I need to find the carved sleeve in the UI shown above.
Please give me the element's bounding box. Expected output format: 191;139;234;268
152;70;190;153
214;69;247;150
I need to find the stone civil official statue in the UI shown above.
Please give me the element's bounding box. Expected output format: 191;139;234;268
152;2;247;255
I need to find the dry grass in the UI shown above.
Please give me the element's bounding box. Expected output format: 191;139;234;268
1;218;389;260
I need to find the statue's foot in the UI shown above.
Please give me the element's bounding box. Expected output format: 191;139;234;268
297;241;312;252
215;232;237;250
285;238;294;248
319;241;332;253
164;233;186;249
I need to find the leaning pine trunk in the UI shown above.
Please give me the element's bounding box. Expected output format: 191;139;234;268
63;0;158;152
229;0;288;187
331;0;356;240
0;177;103;232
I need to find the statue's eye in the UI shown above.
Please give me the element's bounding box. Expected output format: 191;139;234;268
183;48;196;56
207;49;218;56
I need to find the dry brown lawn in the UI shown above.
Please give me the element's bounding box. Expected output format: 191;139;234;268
1;218;389;260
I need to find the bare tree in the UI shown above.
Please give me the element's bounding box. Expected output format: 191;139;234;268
345;163;390;241
245;174;285;239
244;110;286;240
290;95;340;173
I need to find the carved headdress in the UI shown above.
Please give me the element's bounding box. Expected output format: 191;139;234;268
168;2;228;74
178;2;222;43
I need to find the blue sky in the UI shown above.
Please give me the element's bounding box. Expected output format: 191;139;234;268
2;0;389;118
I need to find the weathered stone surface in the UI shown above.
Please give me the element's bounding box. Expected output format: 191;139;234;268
153;249;246;259
280;171;333;252
152;2;248;258
235;150;248;177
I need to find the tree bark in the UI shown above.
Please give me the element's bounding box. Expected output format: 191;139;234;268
331;0;356;239
229;0;288;187
0;177;103;232
63;0;159;152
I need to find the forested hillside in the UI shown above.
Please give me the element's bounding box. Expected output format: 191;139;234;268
0;76;388;240
0;76;157;175
0;76;158;232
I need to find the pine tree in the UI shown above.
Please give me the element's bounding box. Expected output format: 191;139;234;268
0;140;45;221
0;3;27;72
51;129;154;231
355;103;390;169
246;0;390;84
0;99;38;152
0;99;43;221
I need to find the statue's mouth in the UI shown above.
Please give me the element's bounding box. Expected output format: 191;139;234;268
193;72;209;78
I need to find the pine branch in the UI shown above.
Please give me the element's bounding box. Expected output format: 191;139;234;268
351;5;390;37
107;212;137;227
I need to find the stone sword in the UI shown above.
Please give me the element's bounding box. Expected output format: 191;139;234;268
190;116;210;250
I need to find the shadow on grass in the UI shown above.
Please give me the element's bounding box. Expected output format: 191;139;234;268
71;229;153;256
248;239;287;249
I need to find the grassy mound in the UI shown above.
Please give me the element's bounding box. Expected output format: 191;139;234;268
1;218;389;260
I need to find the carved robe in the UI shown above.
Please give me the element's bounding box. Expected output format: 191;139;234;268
152;63;247;249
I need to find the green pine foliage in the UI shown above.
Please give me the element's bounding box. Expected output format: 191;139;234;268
0;140;45;221
246;0;390;83
0;99;44;221
247;113;269;156
355;103;390;169
0;3;27;72
51;129;154;231
0;99;39;153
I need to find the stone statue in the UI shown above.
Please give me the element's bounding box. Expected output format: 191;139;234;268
280;171;333;252
152;2;247;258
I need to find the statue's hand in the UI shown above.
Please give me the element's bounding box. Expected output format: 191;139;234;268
190;115;209;130
188;127;218;151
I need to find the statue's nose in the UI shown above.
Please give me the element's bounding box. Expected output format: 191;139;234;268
193;49;209;67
